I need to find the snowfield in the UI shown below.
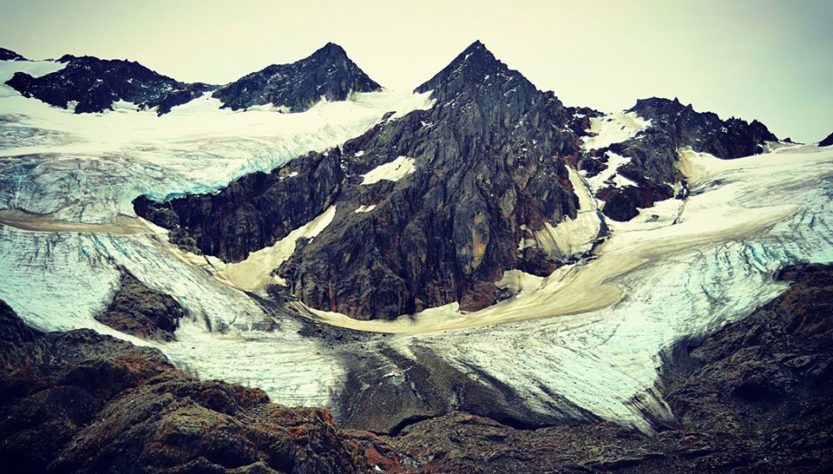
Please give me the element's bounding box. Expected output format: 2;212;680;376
360;155;416;184
0;59;433;223
582;111;650;150
1;58;832;433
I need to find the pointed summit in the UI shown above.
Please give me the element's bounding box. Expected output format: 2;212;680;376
0;47;25;61
214;43;381;113
415;40;510;97
307;42;349;61
5;53;211;114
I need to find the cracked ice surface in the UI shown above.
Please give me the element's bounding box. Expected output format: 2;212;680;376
0;225;345;407
390;146;833;432
298;145;833;431
0;60;433;223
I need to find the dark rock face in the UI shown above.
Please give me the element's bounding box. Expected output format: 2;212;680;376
213;43;382;113
0;48;25;61
586;97;778;221
820;132;833;147
134;150;345;262
5;54;213;115
137;41;585;319
95;271;184;341
361;264;833;473
0;300;372;473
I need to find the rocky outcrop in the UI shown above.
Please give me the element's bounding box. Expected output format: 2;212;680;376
5;55;213;114
0;299;372;473
134;150;345;262
95;270;184;341
820;132;833;147
137;41;585;319
213;43;381;113
0;48;25;61
587;97;778;221
361;264;833;472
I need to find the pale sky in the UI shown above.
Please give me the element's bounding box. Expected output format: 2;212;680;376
1;0;831;142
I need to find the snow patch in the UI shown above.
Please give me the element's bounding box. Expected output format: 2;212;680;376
354;204;376;213
585;152;633;194
361;156;416;185
583;111;651;150
0;89;431;223
527;167;600;257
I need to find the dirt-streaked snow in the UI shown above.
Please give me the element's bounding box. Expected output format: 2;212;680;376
217;206;336;293
360;156;416;184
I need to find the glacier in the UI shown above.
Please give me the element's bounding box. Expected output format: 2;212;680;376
1;55;833;432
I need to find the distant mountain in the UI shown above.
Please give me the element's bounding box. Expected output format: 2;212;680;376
0;47;25;61
212;42;382;113
135;40;781;321
5;54;213;114
820;132;833;147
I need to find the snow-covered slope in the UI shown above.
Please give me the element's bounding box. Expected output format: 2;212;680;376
0;58;433;222
1;140;831;429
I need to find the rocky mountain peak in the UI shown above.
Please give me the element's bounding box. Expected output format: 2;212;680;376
0;47;25;61
137;42;585;320
415;41;529;100
212;43;381;112
5;54;213;114
819;132;833;147
310;41;350;60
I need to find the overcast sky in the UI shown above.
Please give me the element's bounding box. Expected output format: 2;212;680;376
1;0;830;142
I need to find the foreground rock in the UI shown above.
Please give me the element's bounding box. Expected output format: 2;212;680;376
5;54;213;114
95;270;185;341
213;42;382;113
0;300;372;473
367;264;833;472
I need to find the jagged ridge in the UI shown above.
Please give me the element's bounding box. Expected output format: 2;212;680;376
0;47;25;61
5;54;213;114
137;40;586;319
583;97;778;221
212;42;382;113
